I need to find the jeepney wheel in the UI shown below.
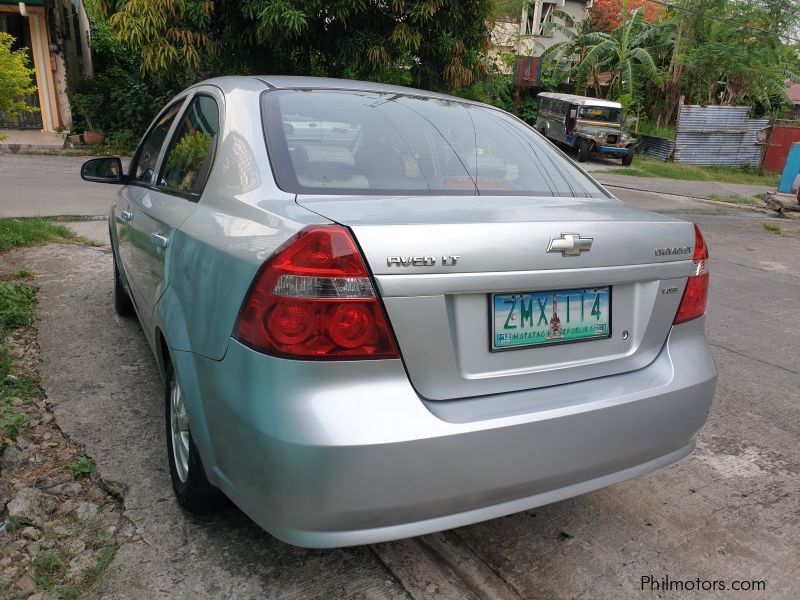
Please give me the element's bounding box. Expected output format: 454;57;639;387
622;148;634;166
578;139;589;163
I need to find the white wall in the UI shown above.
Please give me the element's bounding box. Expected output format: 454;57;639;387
489;0;591;74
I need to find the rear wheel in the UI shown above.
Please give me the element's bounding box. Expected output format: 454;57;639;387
165;363;222;513
577;139;589;162
622;149;634;166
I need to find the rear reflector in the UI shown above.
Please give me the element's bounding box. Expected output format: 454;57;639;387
235;225;399;359
674;224;709;324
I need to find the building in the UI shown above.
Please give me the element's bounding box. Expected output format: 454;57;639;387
0;0;92;147
490;0;593;75
787;82;800;119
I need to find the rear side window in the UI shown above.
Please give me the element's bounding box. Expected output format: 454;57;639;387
158;95;220;198
262;90;605;197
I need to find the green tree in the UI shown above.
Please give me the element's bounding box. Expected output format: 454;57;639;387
90;0;493;92
540;11;612;96
0;33;37;123
87;0;215;76
574;0;662;104
222;0;493;91
681;1;799;115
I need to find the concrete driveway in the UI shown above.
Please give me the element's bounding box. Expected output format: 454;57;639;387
3;155;799;598
0;154;120;218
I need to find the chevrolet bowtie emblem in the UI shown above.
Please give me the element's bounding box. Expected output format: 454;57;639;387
547;233;593;257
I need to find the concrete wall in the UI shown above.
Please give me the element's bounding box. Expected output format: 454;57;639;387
489;0;591;74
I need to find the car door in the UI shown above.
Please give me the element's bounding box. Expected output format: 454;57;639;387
116;99;187;320
127;89;221;343
565;104;578;137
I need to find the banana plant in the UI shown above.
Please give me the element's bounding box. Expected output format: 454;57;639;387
574;0;662;102
539;11;610;96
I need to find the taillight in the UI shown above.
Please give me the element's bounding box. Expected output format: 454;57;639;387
674;224;709;324
234;225;400;360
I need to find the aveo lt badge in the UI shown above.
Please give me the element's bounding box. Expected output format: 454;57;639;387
386;255;460;267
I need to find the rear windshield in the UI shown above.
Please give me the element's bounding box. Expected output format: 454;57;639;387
262;90;606;197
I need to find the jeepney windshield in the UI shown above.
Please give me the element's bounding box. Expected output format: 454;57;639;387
578;106;622;124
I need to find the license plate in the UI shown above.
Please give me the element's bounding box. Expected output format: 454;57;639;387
492;287;611;350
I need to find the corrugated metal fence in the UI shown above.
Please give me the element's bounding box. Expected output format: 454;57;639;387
674;105;770;166
637;135;675;161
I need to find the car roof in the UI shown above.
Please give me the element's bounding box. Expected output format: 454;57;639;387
537;92;623;109
195;75;458;102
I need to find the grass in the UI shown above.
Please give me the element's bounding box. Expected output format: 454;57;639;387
0;278;40;444
0;217;76;251
708;193;764;206
763;222;783;235
59;545;118;600
635;119;677;140
598;157;780;186
0;360;40;441
32;549;68;591
29;522;120;599
68;456;95;478
1;516;22;532
0;280;37;329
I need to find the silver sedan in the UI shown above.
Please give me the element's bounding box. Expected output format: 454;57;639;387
80;76;717;548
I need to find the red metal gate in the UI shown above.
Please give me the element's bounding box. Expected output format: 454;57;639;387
763;123;800;172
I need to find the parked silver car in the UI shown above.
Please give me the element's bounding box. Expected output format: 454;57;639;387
81;76;717;548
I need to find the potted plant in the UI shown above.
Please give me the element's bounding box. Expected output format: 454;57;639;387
71;91;105;145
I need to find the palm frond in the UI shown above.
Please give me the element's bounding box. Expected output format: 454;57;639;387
543;20;577;41
540;42;571;65
578;39;617;70
783;68;800;83
628;6;646;31
623;59;637;99
581;32;613;45
551;8;577;30
630;46;663;86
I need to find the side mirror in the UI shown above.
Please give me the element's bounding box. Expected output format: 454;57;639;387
81;157;126;184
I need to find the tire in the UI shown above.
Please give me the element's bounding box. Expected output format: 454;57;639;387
577;139;589;163
165;363;222;513
622;149;634;166
112;249;134;317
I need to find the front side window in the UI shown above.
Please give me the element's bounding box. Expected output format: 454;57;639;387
158;95;220;197
263;90;605;197
131;101;183;184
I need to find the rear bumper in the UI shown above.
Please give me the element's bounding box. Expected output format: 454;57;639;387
177;317;716;547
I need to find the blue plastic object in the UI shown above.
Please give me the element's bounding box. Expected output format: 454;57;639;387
778;142;800;193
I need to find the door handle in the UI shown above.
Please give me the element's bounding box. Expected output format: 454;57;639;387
121;210;133;222
151;233;170;248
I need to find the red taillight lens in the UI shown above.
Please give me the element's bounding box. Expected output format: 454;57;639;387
235;225;400;359
674;224;709;324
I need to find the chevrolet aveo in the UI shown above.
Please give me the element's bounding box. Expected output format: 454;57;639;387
80;76;717;548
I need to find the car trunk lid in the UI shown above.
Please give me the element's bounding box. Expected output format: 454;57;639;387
297;194;695;400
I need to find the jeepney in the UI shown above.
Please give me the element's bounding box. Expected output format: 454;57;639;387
535;92;636;165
